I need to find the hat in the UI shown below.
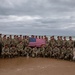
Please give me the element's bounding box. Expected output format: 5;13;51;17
69;36;72;38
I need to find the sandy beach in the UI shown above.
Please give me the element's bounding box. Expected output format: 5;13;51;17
0;57;75;75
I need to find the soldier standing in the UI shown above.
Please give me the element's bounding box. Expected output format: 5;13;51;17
12;35;18;47
17;41;23;56
48;36;56;49
63;36;67;48
67;36;74;50
6;37;11;48
22;36;29;49
2;35;7;47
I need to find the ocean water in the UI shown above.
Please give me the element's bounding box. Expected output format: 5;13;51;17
1;34;75;40
47;36;75;40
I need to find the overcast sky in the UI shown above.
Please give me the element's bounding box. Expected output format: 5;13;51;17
0;0;75;36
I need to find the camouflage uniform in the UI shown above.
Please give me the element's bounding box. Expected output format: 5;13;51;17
67;40;74;50
65;47;73;60
45;46;52;57
60;46;67;59
56;39;61;48
56;36;63;55
2;45;10;58
52;46;60;58
73;49;75;61
63;37;67;48
11;35;18;47
9;46;18;57
2;35;7;47
9;35;13;47
48;37;56;49
6;37;11;48
24;46;32;57
17;41;23;56
40;46;45;57
37;47;41;57
22;38;29;49
32;47;38;57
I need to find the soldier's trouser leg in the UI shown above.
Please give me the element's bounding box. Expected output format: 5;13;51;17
18;51;21;56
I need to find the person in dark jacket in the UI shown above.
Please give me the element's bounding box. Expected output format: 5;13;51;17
0;34;3;57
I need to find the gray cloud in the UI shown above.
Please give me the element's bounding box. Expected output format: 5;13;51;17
0;0;75;36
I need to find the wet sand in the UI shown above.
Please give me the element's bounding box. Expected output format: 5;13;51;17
0;57;75;75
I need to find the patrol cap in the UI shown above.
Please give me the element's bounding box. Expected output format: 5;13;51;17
14;35;16;37
41;36;43;39
69;36;72;38
64;36;66;38
9;35;12;37
57;36;59;38
9;35;12;36
52;35;54;37
20;35;22;37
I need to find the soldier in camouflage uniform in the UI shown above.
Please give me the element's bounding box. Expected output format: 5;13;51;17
60;36;63;47
12;35;19;47
48;36;56;49
18;35;23;44
73;49;75;61
9;45;18;57
63;36;67;48
2;35;7;47
23;45;32;57
6;37;11;48
65;46;73;60
45;45;52;57
44;35;48;45
32;46;38;57
56;36;63;56
52;46;60;59
67;36;74;50
9;35;13;47
22;36;29;49
60;46;67;59
37;47;41;57
40;45;45;57
2;44;10;58
56;36;61;48
17;41;23;56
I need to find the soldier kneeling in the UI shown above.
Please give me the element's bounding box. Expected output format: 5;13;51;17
1;44;10;58
65;46;73;61
31;46;38;58
9;45;18;58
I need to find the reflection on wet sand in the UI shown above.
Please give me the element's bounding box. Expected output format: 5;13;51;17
0;57;75;75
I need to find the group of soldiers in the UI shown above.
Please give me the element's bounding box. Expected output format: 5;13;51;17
0;34;75;61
